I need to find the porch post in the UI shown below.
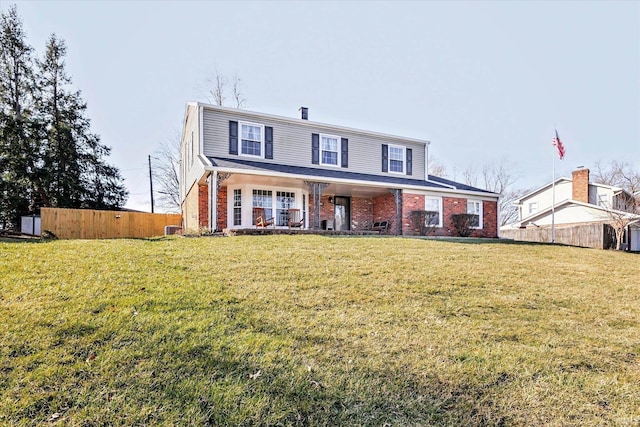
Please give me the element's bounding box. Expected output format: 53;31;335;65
215;172;231;231
304;181;329;229
208;172;215;232
390;188;402;236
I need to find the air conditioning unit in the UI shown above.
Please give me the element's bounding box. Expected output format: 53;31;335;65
164;225;182;235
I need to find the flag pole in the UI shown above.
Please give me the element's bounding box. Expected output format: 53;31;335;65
551;142;556;243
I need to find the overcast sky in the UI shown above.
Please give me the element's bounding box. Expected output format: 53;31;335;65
3;0;639;212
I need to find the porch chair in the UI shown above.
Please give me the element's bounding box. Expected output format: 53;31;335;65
253;207;274;228
287;208;304;229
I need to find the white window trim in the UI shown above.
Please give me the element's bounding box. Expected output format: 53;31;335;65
467;199;483;229
597;194;609;208
226;183;308;229
424;196;443;227
528;201;538;215
319;133;341;167
388;144;406;175
239;121;265;159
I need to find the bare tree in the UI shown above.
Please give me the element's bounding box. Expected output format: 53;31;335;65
200;70;247;108
500;187;531;227
206;70;227;106
601;199;640;250
461;164;479;188
152;133;181;213
157;71;248;213
461;160;520;226
593;160;640;197
427;155;448;178
231;74;247;109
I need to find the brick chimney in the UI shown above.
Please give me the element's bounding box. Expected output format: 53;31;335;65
572;168;590;203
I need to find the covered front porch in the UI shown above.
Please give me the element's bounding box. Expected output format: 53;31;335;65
213;170;403;235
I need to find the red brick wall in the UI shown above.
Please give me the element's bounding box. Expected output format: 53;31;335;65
320;195;333;227
216;186;227;231
373;193;397;235
482;200;498;238
572;168;590;204
400;195;498;238
198;184;208;229
440;196;498;238
402;193;425;235
319;196;374;230
351;196;373;230
443;197;467;236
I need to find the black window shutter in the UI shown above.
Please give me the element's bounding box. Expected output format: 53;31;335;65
229;121;238;155
382;144;388;172
341;138;348;168
312;133;319;164
406;148;412;175
265;126;273;159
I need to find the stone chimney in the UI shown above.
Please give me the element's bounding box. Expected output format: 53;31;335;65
572;168;590;203
298;107;308;120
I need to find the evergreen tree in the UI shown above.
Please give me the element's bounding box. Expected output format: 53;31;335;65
36;34;127;209
0;5;44;227
36;34;83;207
0;6;128;228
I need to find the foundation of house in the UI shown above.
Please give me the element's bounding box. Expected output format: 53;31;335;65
223;228;383;237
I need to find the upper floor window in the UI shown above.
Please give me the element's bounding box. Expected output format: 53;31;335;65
598;194;609;208
528;201;538;215
241;122;264;157
467;200;482;228
320;134;340;166
230;121;273;159
389;145;405;173
382;144;412;175
312;133;348;168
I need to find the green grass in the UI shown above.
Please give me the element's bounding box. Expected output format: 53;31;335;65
1;235;639;426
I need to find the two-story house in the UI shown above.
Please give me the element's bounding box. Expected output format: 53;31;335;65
503;167;639;250
179;102;499;237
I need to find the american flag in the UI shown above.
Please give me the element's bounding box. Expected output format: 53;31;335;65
552;129;565;160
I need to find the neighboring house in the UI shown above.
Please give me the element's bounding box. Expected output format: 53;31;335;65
502;168;640;250
179;103;499;237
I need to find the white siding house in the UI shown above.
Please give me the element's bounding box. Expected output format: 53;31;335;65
503;168;640;250
179;103;500;237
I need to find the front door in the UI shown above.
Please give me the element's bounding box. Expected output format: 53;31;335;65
334;196;350;231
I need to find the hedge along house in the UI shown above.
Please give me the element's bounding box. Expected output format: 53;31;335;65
180;103;499;237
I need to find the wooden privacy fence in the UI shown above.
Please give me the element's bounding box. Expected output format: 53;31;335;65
41;208;181;239
501;223;615;249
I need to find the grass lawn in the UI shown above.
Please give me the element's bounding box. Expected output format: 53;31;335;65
1;235;639;426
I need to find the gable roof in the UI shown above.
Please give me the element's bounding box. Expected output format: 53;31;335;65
208;156;497;197
193;102;430;146
514;176;633;204
514;198;640;226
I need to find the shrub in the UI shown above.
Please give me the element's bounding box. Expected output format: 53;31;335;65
451;213;477;237
410;210;439;236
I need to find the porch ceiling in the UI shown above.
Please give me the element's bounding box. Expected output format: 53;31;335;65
221;173;391;198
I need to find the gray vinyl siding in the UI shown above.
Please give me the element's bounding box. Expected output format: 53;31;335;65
202;107;426;180
180;105;205;203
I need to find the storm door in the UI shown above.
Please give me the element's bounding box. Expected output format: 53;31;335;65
334;196;350;231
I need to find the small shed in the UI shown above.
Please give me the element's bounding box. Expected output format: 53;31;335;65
21;215;41;236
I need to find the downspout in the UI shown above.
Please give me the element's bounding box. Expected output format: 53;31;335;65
390;188;402;236
424;141;431;180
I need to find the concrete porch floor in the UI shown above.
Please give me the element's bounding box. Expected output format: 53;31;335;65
222;228;385;237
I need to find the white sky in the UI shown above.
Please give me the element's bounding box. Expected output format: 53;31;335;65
4;0;639;212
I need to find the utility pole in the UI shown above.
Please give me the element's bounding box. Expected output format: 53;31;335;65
148;155;155;213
